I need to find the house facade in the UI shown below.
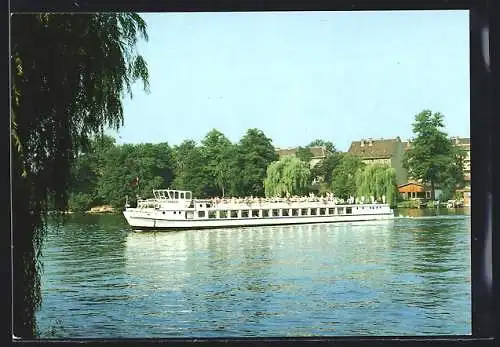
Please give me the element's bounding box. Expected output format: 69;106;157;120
347;137;408;186
451;137;471;188
397;182;432;200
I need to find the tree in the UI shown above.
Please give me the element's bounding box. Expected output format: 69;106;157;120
97;142;175;207
201;129;234;197
68;135;117;212
171;140;213;198
295;146;313;164
438;146;467;201
233;129;278;197
310;149;343;188
355;164;399;207
264;156;311;197
308;139;335;153
331;153;365;199
403;110;465;200
11;13;149;337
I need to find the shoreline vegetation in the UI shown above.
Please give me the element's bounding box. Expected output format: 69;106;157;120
66;110;467;214
66;111;466;215
55;199;470;216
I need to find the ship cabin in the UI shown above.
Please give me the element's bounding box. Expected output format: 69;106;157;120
137;189;193;209
190;204;388;221
134;189;390;221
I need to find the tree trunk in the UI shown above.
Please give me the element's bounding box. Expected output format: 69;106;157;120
431;180;435;200
12;157;39;338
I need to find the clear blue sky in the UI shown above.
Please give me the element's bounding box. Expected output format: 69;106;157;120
110;10;470;152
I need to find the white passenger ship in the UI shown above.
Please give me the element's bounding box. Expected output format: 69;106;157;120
122;189;394;231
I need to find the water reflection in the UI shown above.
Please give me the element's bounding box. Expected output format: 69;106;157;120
37;215;470;337
387;215;471;333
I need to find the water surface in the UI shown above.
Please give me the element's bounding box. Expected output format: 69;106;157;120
37;208;471;337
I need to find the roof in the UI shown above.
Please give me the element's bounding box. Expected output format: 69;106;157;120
451;137;470;146
348;137;401;159
276;146;330;159
398;182;426;193
403;137;470;152
398;182;425;189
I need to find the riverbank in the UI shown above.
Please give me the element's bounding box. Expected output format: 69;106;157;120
397;200;469;209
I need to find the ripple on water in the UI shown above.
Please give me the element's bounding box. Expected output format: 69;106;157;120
36;214;471;338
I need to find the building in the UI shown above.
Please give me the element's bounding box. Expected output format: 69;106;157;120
403;136;470;199
397;182;432;200
275;146;331;168
347;137;408;185
451;137;471;188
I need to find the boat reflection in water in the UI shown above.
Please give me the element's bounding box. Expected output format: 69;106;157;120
124;220;395;292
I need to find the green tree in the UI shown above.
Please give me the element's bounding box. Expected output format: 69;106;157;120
355;164;399;207
310;148;343;188
97;142;175;207
331;153;365;199
438;146;467;201
172;140;212;198
201;129;234;197
233;129;278;197
11;13;149;337
264;156;311;197
295;146;313;164
307;139;335;153
403;110;465;200
68;135;117;212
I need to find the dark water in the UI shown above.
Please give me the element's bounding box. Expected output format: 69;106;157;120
36;208;471;338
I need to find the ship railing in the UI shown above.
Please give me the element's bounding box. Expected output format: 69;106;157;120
203;197;387;208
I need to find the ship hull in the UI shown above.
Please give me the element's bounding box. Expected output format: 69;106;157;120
123;211;394;231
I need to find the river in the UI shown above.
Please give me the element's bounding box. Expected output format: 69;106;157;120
36;208;471;338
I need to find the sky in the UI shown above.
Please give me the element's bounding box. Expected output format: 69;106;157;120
110;10;470;152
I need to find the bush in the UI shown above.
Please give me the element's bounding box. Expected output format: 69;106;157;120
397;200;420;209
68;192;94;212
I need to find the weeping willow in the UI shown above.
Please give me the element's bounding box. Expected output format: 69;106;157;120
264;156;311;197
11;13;149;337
355;164;398;206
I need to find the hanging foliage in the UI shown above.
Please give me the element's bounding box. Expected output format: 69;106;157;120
11;13;149;337
355;164;399;207
264;156;311;197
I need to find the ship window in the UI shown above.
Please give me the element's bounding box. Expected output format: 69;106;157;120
272;209;280;217
282;209;289;217
175;191;179;199
310;208;317;216
173;211;176;214
301;208;308;216
337;207;344;214
319;208;326;215
328;208;335;215
180;192;184;199
346;207;353;214
292;209;299;216
198;211;206;218
163;211;165;214
230;210;238;218
242;210;249;218
252;210;259;217
186;192;191;199
262;210;269;218
208;211;217;219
